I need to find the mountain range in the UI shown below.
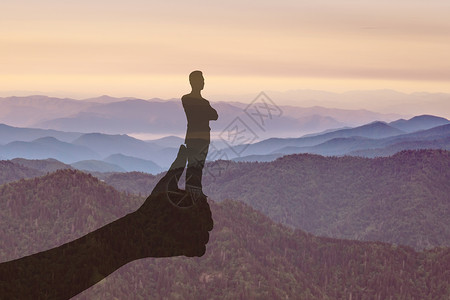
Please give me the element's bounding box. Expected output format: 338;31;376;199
272;124;450;157
222;115;450;161
0;114;449;171
72;149;450;251
200;149;450;250
68;154;164;174
0;168;448;299
0;137;101;163
0;123;83;144
0;95;405;139
11;158;73;173
6;149;445;251
1;92;449;298
0;127;175;170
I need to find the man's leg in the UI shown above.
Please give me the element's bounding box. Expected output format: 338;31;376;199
186;139;209;191
167;144;187;192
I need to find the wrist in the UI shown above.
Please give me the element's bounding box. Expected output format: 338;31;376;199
98;211;144;264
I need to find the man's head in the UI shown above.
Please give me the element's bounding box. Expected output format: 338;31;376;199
189;70;204;91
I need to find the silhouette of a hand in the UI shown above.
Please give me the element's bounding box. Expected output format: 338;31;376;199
133;167;213;258
0;145;214;299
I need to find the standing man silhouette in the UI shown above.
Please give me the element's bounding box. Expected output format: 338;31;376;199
182;70;218;197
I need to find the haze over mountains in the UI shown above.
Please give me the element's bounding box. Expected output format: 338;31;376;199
0;125;179;169
0;112;448;171
0;94;447;169
216;90;450;119
0;95;405;139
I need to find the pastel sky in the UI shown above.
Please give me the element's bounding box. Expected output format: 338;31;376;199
1;0;449;99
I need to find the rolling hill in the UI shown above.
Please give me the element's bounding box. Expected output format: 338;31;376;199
11;158;73;173
104;153;163;174
0;123;83;144
223;122;450;160
0;137;101;163
72;133;177;167
99;171;158;196
71;160;126;173
72;132;162;156
389;115;450;132
0;160;43;185
271;124;450;157
202;149;450;250
0;169;142;262
228;121;406;158
99;149;450;251
148;135;185;148
348;136;450;157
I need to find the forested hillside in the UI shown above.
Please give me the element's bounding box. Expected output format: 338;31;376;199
11;157;73;173
202;149;450;250
0;170;142;261
0;160;43;186
98;150;450;250
100;171;159;197
0;169;449;299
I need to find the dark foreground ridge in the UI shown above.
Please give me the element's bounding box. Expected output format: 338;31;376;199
0;168;448;299
0;165;213;299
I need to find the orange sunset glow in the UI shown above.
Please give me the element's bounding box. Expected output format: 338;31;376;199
1;0;449;100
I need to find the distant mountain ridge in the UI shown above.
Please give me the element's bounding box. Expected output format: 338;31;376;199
0;95;97;127
70;160;126;173
224;116;450;160
72;133;160;157
0;113;448;167
148;136;185;148
389;115;450;132
0;94;405;139
0;137;101;163
11;158;72;173
103;154;163;174
0;130;177;169
270;124;450;157
228;121;405;157
0;123;83;144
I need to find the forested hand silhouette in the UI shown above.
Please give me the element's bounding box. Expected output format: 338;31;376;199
0;145;213;300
